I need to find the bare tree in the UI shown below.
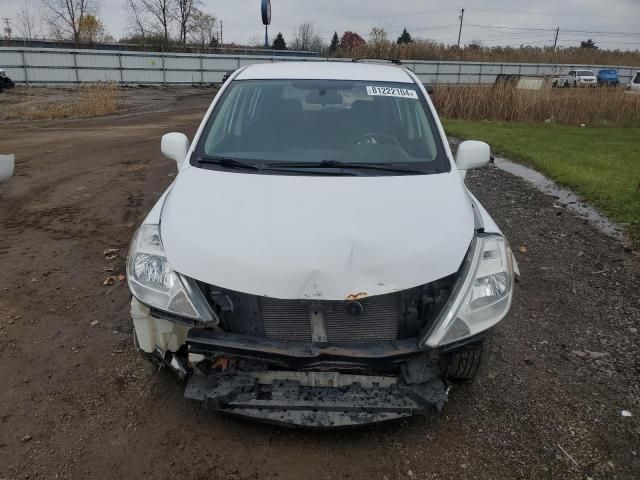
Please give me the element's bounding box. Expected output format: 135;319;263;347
290;23;323;52
140;0;174;49
189;9;217;50
369;26;390;57
124;0;148;41
175;0;200;46
247;34;264;48
42;0;100;47
17;0;42;39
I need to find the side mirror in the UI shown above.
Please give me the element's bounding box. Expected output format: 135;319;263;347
455;140;490;179
161;132;190;170
0;154;15;183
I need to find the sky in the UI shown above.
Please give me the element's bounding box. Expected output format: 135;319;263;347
3;0;640;50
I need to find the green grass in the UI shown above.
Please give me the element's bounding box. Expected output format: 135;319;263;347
443;120;640;238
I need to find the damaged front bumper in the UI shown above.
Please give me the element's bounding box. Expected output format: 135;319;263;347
185;369;447;427
132;299;449;427
185;328;448;427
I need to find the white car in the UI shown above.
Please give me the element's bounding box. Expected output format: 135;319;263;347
561;69;597;87
629;71;640;92
127;62;518;427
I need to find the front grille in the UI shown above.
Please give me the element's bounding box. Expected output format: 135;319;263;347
201;276;458;346
259;294;401;344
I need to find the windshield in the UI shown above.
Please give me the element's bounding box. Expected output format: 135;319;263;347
194;79;448;175
577;70;595;76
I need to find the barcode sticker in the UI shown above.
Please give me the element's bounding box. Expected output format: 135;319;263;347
366;86;419;99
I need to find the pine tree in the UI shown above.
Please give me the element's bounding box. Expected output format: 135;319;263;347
397;28;413;45
329;31;339;54
273;32;287;50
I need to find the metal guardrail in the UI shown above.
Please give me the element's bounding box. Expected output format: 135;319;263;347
1;46;638;86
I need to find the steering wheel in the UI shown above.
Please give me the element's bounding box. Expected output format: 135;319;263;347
347;133;401;149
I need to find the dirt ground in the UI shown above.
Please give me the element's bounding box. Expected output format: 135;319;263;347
0;88;639;480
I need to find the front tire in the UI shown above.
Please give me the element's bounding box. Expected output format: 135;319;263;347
442;337;490;380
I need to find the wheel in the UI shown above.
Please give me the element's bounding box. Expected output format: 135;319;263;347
442;337;491;380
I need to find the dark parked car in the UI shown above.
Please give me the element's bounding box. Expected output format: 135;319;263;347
0;69;15;92
597;69;619;87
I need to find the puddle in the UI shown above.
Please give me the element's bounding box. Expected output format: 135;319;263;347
492;156;625;241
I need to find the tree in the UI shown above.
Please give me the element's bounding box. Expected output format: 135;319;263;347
272;32;286;50
79;13;104;44
369;27;388;46
397;28;412;45
42;0;100;47
580;38;598;49
467;39;482;50
369;27;389;56
329;31;339;54
175;0;200;46
17;0;42;40
339;31;365;51
124;0;148;42
189;9;217;50
140;0;174;49
290;23;323;52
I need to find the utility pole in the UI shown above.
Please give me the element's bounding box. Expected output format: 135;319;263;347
3;18;12;40
457;8;464;48
553;27;559;50
220;20;223;46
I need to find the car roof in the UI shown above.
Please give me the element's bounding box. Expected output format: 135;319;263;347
235;61;415;83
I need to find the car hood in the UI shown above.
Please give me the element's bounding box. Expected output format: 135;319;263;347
160;167;475;300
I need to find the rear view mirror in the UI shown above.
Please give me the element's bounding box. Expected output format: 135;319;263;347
0;154;15;183
455;141;490;179
161;133;190;170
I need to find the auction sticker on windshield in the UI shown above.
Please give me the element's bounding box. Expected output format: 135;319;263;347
366;86;419;99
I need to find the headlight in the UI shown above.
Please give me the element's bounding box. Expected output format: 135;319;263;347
423;234;514;347
126;224;214;322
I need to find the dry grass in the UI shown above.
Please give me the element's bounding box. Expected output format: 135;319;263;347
432;84;640;127
337;40;640;66
3;83;122;121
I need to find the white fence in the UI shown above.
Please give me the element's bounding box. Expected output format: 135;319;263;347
1;47;638;86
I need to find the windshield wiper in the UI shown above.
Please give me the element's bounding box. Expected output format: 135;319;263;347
266;160;423;174
197;155;261;171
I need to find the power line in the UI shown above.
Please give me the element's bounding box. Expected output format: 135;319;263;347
393;24;458;34
479;34;556;42
469;9;640;20
467;22;640;37
559;29;640;37
467;22;557;32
